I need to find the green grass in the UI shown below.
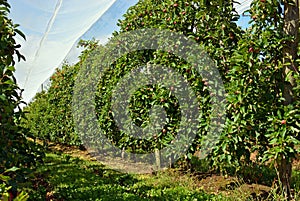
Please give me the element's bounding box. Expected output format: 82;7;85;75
22;149;300;200
25;151;224;201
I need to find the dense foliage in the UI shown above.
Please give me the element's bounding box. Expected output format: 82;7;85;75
211;1;300;197
0;0;44;200
23;64;80;146
73;0;242;164
213;0;299;166
77;0;240;166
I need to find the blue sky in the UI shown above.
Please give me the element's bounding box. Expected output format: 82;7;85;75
8;0;251;103
237;15;251;29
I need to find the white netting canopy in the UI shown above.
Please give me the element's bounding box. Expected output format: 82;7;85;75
8;0;252;103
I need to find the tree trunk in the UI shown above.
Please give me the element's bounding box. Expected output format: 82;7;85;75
276;156;292;199
131;145;136;162
283;0;299;90
281;0;300;199
155;149;161;171
121;147;125;159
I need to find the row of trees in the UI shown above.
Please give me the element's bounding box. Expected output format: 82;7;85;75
23;0;300;199
23;40;98;147
23;64;80;146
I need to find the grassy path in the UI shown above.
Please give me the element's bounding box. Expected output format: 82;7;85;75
23;144;300;200
26;150;222;201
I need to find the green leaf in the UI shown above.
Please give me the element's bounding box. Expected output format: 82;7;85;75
0;174;10;182
0;94;6;101
15;28;26;40
4;166;20;173
5;66;15;71
277;110;282;119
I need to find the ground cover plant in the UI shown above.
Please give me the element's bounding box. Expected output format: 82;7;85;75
23;143;300;201
26;145;225;201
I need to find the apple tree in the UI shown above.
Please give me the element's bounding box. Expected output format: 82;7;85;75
89;0;242;164
0;0;44;199
211;0;300;198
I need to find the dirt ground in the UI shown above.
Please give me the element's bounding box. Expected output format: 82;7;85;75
48;143;155;174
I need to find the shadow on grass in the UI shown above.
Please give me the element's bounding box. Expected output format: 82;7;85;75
28;151;217;201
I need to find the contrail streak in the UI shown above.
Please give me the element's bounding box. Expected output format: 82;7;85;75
23;0;63;89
